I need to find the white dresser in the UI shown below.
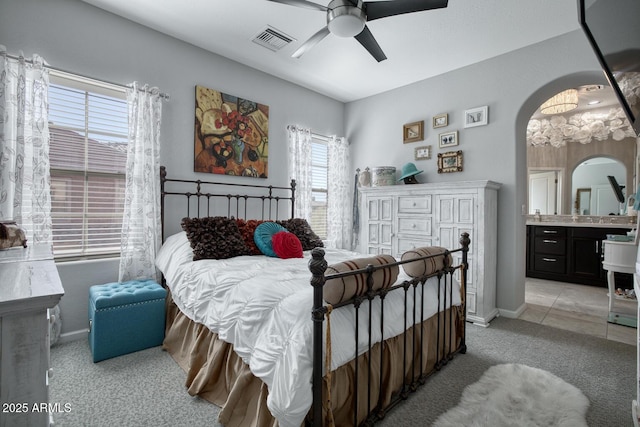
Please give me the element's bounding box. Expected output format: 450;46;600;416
359;180;501;326
0;245;64;427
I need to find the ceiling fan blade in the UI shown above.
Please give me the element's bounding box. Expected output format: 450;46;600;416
266;0;327;12
354;25;387;62
364;0;448;21
292;26;331;58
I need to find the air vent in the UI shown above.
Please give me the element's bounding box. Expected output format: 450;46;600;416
252;26;295;52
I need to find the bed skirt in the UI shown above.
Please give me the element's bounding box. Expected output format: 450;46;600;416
163;293;464;427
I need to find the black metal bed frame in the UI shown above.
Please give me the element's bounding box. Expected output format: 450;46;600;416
159;166;468;426
160;166;296;241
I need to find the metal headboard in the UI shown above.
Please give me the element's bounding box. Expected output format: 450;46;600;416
160;166;296;241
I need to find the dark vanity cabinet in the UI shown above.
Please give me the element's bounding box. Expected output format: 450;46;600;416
527;224;632;287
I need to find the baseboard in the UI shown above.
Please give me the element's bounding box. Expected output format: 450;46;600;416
498;303;526;319
57;329;88;344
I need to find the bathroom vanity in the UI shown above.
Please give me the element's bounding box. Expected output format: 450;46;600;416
526;217;635;288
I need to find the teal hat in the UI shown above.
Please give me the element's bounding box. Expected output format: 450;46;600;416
398;162;423;181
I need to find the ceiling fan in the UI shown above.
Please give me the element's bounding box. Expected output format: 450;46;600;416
267;0;448;62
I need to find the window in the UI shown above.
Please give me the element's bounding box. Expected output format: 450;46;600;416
48;71;128;259
310;136;328;239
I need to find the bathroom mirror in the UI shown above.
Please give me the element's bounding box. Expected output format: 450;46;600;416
571;157;626;215
575;188;591;215
526;84;637;216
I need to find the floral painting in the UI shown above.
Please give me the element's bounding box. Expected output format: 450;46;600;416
194;85;269;178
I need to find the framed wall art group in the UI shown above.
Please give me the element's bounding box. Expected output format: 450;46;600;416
403;105;488;170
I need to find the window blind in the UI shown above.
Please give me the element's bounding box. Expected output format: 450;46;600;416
310;137;328;239
48;72;128;259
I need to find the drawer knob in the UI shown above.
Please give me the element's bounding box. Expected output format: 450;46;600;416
542;257;557;262
543;239;557;244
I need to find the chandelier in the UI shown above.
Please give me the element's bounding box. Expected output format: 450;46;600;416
540;89;579;115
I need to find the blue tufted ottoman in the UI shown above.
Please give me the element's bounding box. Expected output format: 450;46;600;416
89;279;167;362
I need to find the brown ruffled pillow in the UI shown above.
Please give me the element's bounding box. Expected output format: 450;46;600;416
400;246;452;278
181;216;250;261
236;219;265;255
277;218;324;250
324;255;399;304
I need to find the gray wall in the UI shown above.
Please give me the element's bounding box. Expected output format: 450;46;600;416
0;0;344;339
346;30;608;316
0;0;621;336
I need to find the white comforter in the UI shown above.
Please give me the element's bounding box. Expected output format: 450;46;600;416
156;232;461;427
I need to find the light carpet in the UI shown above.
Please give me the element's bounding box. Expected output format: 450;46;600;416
433;363;589;427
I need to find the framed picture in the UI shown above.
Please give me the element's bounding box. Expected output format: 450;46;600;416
403;120;424;143
414;145;432;160
194;85;269;178
464;106;489;128
438;150;463;173
438;130;458;148
433;113;448;128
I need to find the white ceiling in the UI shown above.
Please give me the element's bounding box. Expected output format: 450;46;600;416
81;0;584;103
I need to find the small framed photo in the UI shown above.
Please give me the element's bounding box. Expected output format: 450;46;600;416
403;120;424;143
414;145;432;160
438;150;463;173
433;113;448;128
438;130;458;148
464;106;488;128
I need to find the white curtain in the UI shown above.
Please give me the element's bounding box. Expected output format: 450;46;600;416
287;125;313;219
326;136;352;249
119;83;162;282
0;47;52;245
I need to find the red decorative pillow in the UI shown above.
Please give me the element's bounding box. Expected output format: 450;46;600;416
271;231;303;259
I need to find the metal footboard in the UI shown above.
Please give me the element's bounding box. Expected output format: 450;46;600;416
308;233;469;426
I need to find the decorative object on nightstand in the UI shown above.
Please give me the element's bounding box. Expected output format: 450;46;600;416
403;120;424;143
358;167;372;187
371;166;396;186
398;162;423;184
0;221;27;249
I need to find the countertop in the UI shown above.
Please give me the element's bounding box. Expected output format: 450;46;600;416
526;214;636;229
526;220;635;229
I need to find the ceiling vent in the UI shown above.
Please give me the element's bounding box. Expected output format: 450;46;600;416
252;26;295;52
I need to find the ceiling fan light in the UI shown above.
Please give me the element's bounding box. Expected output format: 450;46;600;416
328;14;365;37
327;1;366;38
540;89;579;115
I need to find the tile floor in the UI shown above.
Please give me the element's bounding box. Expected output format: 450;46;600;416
519;277;638;346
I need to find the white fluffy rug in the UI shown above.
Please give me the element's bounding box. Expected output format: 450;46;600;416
433;363;589;427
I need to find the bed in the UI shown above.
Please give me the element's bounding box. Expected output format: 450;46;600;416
156;166;468;427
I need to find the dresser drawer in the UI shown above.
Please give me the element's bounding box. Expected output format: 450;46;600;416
397;195;432;214
398;217;431;235
397;237;434;253
534;254;566;274
533;226;566;238
534;236;566;255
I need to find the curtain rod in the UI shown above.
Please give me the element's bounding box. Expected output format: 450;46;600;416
2;52;170;100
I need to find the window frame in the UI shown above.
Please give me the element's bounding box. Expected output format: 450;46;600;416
310;135;329;240
48;70;128;261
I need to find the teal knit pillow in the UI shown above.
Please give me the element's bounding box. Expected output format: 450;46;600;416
253;222;287;257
